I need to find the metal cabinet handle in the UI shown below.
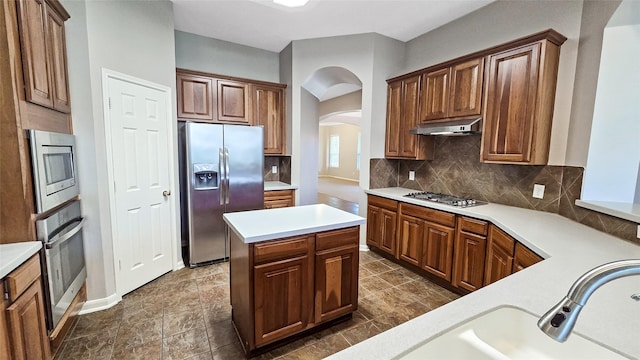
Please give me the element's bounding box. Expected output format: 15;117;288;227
46;218;85;249
163;190;171;197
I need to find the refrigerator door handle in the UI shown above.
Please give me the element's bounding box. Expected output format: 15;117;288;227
219;147;225;205
224;147;230;205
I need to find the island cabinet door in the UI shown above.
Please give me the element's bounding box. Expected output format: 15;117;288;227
314;227;359;324
253;254;313;347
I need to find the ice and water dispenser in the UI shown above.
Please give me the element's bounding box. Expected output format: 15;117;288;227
193;164;218;190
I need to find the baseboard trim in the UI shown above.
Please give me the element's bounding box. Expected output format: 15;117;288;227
79;293;121;315
359;244;370;252
318;175;359;183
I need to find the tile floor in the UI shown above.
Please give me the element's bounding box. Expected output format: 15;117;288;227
55;251;459;360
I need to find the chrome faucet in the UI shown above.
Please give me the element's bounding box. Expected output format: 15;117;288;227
538;259;640;342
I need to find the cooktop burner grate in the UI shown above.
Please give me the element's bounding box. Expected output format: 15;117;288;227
404;192;485;207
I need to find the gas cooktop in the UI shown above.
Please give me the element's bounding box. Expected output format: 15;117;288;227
404;192;485;208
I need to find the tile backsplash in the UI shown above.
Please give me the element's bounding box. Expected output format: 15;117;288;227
370;136;638;243
264;156;291;184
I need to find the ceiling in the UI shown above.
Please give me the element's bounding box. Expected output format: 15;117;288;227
172;0;494;53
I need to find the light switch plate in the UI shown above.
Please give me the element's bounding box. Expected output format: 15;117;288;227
272;165;278;174
532;184;545;199
409;171;415;181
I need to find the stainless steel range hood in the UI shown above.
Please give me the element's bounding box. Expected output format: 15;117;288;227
410;117;482;136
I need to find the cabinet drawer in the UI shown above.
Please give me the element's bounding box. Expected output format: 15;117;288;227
5;254;41;303
458;217;488;236
253;235;312;264
367;195;397;211
316;227;359;252
400;203;455;227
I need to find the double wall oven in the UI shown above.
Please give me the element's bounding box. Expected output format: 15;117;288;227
28;129;86;332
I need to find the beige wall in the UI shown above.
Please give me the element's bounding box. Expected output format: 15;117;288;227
318;124;361;181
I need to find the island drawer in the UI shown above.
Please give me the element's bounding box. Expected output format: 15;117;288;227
253;235;313;264
316;226;359;251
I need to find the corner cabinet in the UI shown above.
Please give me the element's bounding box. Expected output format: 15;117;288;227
230;226;360;356
385;76;434;160
1;254;51;360
17;0;71;113
481;31;567;164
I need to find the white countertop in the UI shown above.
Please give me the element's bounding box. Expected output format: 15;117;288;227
264;181;298;191
223;204;365;243
327;187;640;359
0;241;42;279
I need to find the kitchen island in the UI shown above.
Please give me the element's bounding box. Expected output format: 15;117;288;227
223;204;365;356
327;188;640;359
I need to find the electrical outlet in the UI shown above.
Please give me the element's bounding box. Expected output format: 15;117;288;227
409;171;415;181
271;165;278;174
532;184;545;199
637;225;640;239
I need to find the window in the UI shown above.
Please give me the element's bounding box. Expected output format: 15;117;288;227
329;135;340;168
356;132;361;171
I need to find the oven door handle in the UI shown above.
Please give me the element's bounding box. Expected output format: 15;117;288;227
45;218;85;249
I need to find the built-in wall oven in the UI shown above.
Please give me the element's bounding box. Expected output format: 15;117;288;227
27;129;79;214
35;200;86;331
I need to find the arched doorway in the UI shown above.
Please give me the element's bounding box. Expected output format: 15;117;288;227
301;67;363;214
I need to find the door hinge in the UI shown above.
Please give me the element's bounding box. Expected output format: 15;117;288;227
108;97;112;110
118;260;121;271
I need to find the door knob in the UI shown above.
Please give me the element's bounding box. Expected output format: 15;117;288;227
163;190;171;197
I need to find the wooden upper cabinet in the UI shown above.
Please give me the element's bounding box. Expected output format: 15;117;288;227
17;0;71;113
253;84;286;154
177;73;215;120
385;77;434;160
448;58;484;118
420;67;449;122
481;34;565;164
419;58;483;122
217;79;250;124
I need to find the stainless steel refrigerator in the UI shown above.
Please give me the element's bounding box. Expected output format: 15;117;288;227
178;122;264;266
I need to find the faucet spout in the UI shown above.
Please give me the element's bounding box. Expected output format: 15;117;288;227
538;259;640;342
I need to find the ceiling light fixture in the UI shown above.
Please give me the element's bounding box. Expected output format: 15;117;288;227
273;0;309;8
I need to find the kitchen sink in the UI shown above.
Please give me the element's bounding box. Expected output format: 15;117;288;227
396;306;630;359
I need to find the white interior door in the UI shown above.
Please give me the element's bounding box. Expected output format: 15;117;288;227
106;73;174;295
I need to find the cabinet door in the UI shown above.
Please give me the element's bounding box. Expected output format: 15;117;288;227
46;3;70;113
421;222;455;281
420;67;449;122
366;205;380;248
217;80;250;124
384;80;402;157
448;58;483;118
254;85;285;154
6;279;51;360
484;226;515;286
399;75;420;158
398;214;424;267
452;230;487;292
254;254;312;347
513;242;543;273
17;0;54;109
177;73;215;120
315;244;359;323
482;44;540;163
379;208;398;256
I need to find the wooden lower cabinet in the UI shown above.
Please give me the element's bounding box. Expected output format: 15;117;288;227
231;226;359;355
398;213;423;267
1;254;51;360
366;196;398;256
254;252;313;347
264;189;295;209
452;217;488;292
484;225;516;286
513;242;543;273
421;222;455;281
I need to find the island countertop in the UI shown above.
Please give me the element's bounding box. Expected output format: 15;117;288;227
327;187;640;359
223;204;365;243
